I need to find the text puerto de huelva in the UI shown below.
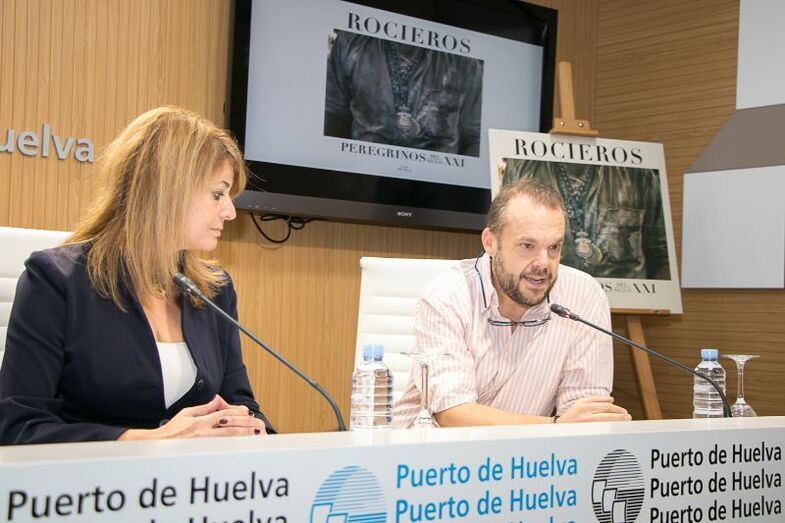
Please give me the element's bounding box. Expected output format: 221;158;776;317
395;454;578;523
649;441;782;521
5;473;289;522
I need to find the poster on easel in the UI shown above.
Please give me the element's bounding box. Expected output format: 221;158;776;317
488;129;683;314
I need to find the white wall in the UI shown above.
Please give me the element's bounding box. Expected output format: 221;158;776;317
736;0;785;109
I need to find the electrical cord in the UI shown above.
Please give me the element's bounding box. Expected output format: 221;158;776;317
250;213;314;244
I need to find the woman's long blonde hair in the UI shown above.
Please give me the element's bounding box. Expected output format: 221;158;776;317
66;106;246;310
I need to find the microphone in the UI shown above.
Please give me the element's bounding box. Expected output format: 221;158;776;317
173;273;347;431
550;303;732;418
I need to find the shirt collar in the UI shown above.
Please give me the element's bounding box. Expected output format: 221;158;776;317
474;252;495;312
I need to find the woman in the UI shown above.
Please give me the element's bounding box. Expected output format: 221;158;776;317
0;106;273;444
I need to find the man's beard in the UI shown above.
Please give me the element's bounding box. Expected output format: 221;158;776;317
491;252;556;308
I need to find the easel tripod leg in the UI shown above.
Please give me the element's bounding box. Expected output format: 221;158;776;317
626;314;663;420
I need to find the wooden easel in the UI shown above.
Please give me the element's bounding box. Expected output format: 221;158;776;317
551;61;665;420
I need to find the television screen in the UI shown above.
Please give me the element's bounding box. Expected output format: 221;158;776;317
229;0;557;231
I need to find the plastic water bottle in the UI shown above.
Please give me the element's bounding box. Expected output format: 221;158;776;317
693;348;726;418
350;345;393;430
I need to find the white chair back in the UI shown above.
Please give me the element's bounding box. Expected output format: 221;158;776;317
355;256;460;403
0;226;71;366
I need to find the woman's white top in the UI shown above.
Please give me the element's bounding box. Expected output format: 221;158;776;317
156;342;197;409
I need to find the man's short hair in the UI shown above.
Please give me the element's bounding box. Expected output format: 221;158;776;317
485;179;565;235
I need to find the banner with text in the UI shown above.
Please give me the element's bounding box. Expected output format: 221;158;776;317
1;424;783;522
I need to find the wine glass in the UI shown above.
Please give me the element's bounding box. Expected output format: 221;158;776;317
722;354;759;417
401;352;441;428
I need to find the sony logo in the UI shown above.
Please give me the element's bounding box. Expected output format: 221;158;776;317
396;211;413;218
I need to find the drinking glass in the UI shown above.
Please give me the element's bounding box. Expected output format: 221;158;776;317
722;354;759;417
401;352;441;428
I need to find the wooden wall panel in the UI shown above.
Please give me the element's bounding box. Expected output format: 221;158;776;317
0;0;601;433
532;0;599;124
0;0;232;231
594;0;784;420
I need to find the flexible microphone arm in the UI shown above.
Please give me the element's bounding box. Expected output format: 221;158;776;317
550;303;732;418
174;273;347;431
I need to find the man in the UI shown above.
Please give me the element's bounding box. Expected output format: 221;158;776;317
324;31;483;156
393;180;630;427
503;159;670;279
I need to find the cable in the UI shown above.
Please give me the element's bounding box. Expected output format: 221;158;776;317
250;213;314;244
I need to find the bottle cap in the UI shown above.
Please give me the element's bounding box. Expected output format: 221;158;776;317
701;348;719;360
362;344;376;361
361;344;385;361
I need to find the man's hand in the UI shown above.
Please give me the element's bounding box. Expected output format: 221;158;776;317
556;396;631;423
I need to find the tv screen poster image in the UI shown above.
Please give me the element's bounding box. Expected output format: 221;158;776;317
235;0;555;229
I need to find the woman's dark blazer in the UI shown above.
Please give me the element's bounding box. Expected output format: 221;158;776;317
0;244;273;444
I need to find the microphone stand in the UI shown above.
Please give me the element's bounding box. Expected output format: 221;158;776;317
550;304;732;418
174;274;347;431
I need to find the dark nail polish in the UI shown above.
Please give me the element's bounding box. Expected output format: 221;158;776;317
219;418;227;425
248;410;255;416
254;428;261;435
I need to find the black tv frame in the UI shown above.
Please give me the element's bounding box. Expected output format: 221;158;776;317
228;0;557;231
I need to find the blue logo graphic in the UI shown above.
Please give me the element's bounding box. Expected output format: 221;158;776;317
311;465;387;523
